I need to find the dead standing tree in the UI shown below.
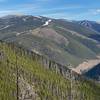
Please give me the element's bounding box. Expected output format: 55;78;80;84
12;43;19;100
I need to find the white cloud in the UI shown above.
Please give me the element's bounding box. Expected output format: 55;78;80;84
90;9;100;15
0;10;25;17
42;12;76;20
96;9;100;13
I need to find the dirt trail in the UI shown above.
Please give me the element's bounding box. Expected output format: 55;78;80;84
72;56;100;74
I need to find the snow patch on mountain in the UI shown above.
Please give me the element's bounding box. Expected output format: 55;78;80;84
23;18;26;21
43;19;52;26
0;25;11;30
16;33;21;36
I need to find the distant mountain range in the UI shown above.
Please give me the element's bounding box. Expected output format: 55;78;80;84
77;20;100;33
0;15;100;68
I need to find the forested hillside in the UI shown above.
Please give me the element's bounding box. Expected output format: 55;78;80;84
0;41;100;100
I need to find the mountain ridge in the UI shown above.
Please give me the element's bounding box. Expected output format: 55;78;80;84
0;15;100;68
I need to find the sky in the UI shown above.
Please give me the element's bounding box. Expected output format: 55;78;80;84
0;0;100;21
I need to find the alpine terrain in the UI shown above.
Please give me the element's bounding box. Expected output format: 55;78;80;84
0;15;100;100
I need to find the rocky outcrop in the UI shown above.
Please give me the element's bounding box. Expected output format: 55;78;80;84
19;76;40;100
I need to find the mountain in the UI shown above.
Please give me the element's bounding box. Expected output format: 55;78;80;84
0;15;100;99
76;20;100;41
0;41;100;100
0;15;100;68
77;20;100;33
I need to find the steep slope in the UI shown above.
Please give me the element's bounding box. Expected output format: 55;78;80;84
0;41;100;100
0;15;100;68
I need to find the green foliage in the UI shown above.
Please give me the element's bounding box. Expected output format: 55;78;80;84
0;61;16;100
0;42;100;100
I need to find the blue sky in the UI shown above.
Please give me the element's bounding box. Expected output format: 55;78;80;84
0;0;100;21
